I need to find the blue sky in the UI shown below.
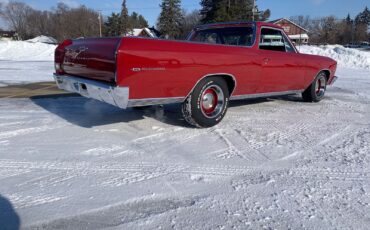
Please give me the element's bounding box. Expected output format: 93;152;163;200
0;0;369;27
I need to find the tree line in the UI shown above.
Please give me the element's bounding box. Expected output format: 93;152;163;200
290;7;369;45
1;0;368;44
0;0;269;41
0;1;100;41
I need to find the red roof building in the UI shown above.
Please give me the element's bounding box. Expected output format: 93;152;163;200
270;18;309;44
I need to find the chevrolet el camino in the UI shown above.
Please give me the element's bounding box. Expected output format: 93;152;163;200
54;22;338;127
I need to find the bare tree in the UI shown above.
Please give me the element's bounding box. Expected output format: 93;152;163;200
180;9;202;39
0;1;33;39
0;1;100;41
290;15;311;30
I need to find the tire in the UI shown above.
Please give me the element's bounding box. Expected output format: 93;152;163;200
182;77;229;128
302;72;327;102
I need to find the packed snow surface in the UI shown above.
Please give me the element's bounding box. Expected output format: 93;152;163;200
299;44;370;69
0;67;369;229
26;36;58;44
1;38;370;228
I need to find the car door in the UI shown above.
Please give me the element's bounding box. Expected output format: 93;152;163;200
257;27;306;93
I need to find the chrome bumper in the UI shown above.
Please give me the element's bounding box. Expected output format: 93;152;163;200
53;74;129;109
329;76;338;85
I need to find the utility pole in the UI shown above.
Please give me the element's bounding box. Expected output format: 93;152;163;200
98;10;102;37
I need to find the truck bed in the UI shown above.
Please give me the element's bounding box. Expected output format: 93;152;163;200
60;38;121;83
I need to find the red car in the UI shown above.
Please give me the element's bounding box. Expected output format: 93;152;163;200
54;22;338;127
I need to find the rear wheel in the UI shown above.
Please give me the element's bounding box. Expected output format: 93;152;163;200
182;77;229;128
302;72;327;102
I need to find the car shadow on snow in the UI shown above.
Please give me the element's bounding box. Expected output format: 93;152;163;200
30;94;304;128
30;95;190;128
0;195;20;230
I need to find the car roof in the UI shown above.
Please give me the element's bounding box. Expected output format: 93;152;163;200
194;21;282;30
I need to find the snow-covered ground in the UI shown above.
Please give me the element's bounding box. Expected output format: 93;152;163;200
0;40;56;86
27;36;58;44
0;43;369;229
299;44;370;69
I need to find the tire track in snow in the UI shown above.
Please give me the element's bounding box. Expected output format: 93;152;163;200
1;159;369;186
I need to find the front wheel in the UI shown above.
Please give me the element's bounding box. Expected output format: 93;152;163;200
182;77;229;128
302;72;327;102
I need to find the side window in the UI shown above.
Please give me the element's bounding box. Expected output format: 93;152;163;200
190;26;255;46
220;27;254;46
259;28;286;52
283;34;296;53
191;31;220;44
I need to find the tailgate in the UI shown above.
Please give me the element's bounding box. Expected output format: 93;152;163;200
62;38;121;83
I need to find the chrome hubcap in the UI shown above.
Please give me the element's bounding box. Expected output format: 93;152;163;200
202;90;216;109
201;85;224;119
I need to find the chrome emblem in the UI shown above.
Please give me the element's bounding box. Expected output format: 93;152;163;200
131;67;166;72
132;68;142;72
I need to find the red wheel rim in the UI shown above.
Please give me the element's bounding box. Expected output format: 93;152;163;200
201;88;218;115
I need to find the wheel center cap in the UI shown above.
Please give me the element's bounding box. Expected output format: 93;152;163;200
203;93;214;109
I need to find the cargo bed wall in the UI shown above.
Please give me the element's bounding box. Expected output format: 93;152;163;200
62;38;122;83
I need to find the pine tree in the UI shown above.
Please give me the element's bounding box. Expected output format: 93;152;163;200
120;0;131;35
130;12;149;28
354;7;370;42
355;7;370;25
346;14;352;25
157;0;184;39
200;0;270;24
138;15;149;27
104;13;121;36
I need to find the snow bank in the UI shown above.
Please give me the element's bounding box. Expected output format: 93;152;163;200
0;40;56;61
27;35;58;44
299;44;370;69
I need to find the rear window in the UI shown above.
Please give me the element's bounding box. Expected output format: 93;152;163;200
190;26;255;47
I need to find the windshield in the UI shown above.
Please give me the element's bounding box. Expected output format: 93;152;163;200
190;26;255;47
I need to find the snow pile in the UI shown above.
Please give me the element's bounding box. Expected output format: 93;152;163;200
27;35;58;44
299;44;370;69
0;40;56;61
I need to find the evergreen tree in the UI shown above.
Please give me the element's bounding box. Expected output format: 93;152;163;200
200;0;270;24
120;0;131;35
354;7;370;42
355;6;370;25
138;15;149;27
157;0;184;39
346;14;352;25
130;12;149;28
104;13;121;36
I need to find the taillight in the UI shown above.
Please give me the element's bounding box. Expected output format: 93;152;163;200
55;39;72;75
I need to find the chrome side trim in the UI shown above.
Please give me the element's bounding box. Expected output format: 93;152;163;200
230;90;303;100
185;73;237;99
128;97;185;107
54;74;129;109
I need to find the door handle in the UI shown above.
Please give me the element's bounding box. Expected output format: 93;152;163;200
263;58;270;64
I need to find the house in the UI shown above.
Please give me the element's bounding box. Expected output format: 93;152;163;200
127;27;160;38
0;30;18;41
270;18;309;44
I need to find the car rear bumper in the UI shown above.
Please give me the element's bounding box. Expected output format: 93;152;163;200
53;74;129;109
